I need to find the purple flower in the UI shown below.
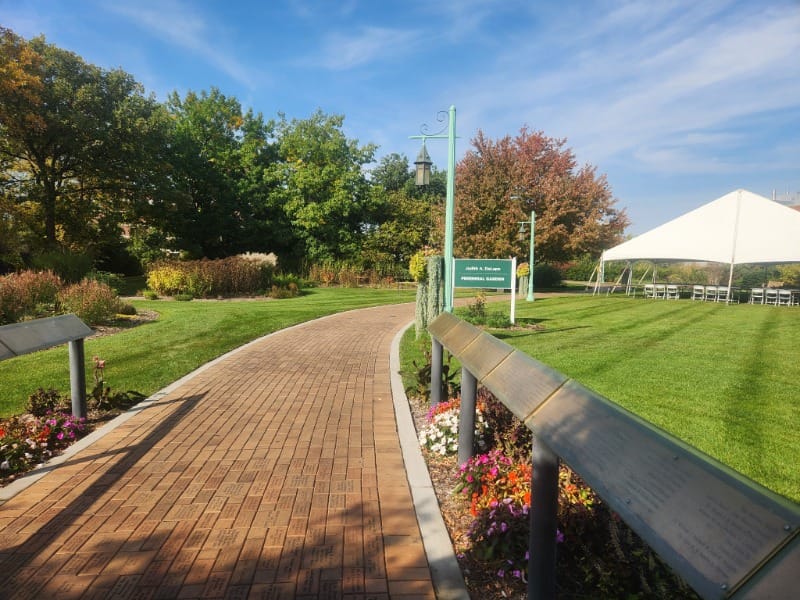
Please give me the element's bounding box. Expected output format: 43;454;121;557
56;432;64;440
556;529;565;544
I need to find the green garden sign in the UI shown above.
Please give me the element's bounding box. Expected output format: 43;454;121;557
452;258;517;323
453;259;514;289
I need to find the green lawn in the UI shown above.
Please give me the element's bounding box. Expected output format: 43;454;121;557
403;295;800;503
0;287;414;418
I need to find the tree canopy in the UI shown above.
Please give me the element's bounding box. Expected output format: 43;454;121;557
455;128;628;263
0;27;629;278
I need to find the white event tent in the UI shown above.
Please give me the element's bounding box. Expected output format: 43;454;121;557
600;189;800;292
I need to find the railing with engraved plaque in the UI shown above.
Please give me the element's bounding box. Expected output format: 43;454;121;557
427;311;798;600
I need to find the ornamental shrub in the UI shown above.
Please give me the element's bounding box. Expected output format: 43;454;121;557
26;388;68;417
0;270;63;324
58;279;121;324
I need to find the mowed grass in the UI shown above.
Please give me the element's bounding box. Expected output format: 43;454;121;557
403;295;800;503
0;287;414;418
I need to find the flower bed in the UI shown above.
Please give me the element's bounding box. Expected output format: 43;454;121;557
410;389;699;599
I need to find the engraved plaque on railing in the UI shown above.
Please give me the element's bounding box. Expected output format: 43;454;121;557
730;534;799;598
458;332;514;380
427;312;459;340
481;350;567;422
433;317;482;356
527;380;799;600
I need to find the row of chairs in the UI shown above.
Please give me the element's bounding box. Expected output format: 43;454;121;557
643;284;680;299
691;285;731;302
750;288;796;306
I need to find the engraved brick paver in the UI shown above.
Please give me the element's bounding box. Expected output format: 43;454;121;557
0;303;442;598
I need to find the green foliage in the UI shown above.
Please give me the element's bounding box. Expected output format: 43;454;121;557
174;293;194;302
563;253;598;280
147;257;273;297
117;302;137;315
142;289;159;300
459;293;511;329
533;262;562;288
86;270;124;293
409;251;428;282
30;251;93;283
0;29;172;252
401;346;460;403
57;279;121;324
270;110;377;265
26;387;68;417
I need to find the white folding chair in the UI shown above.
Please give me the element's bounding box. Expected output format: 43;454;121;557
666;285;679;299
765;289;779;305
716;286;729;303
778;289;792;306
749;288;764;304
691;285;704;301
654;284;666;299
644;284;655;299
704;286;718;302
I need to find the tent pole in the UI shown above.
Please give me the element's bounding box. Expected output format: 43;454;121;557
726;190;743;303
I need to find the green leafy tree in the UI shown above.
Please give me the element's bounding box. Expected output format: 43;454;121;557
0;28;171;259
455;128;628;262
362;153;443;274
269;110;376;266
162;87;274;258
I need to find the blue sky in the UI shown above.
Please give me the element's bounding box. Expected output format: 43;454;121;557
3;0;799;234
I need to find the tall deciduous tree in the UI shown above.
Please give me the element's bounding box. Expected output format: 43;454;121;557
361;153;443;274
269;110;376;265
455;128;628;262
0;29;170;255
161;87;274;258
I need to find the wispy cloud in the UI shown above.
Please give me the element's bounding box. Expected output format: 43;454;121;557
454;0;800;176
104;0;257;88
316;26;421;70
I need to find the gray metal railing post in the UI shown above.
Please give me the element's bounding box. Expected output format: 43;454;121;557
458;368;477;465
68;338;87;419
529;436;559;600
430;338;444;406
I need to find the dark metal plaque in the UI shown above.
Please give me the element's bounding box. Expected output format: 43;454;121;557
458;332;514;380
526;380;799;600
0;314;93;357
481;350;567;422
730;534;799;598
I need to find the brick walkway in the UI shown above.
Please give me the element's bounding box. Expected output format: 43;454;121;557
0;303;457;599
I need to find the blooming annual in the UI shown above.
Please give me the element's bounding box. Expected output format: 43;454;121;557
418;398;488;456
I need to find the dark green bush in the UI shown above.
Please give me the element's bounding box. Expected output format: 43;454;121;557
118;302;137;315
26;388;68;417
532;262;563;288
30;251;93;283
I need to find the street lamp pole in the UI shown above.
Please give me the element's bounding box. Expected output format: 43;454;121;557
514;193;536;302
411;105;456;312
518;210;535;302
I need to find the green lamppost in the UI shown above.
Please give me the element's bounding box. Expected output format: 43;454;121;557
518;211;535;301
411;105;456;312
